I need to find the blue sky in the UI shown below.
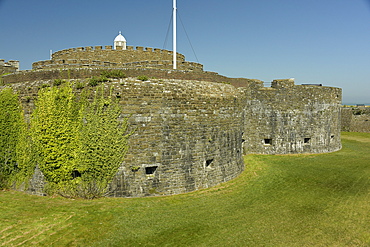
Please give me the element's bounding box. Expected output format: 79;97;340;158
1;0;369;104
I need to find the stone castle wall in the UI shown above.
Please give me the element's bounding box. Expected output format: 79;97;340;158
7;78;245;197
0;59;19;75
109;79;245;197
242;79;342;154
32;46;203;71
32;59;203;71
52;46;185;62
1;40;343;197
341;107;370;132
5;75;342;197
1;68;256;86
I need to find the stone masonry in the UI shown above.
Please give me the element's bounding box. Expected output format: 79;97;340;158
242;79;342;154
1;42;343;197
341;107;370;132
0;59;19;75
32;46;203;72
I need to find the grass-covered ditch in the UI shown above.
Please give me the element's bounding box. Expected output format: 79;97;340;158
1;132;369;246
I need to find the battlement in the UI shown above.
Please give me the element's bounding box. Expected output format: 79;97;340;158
32;45;193;71
32;59;203;71
0;59;19;74
51;46;185;61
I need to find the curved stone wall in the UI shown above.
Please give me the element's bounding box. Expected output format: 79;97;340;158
7;78;245;197
107;79;245;197
341;107;370;132
51;46;185;63
0;59;19;74
32;46;202;72
4;74;342;197
242;79;342;154
32;59;203;72
2;68;257;86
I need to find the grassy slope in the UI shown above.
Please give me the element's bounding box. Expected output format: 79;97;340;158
0;132;369;246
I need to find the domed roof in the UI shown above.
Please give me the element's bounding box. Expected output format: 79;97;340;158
114;31;126;42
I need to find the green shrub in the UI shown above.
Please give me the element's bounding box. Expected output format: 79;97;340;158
101;70;126;79
353;109;365;115
25;96;32;103
88;76;109;87
39;84;50;89
137;75;149;81
75;81;85;90
53;79;66;86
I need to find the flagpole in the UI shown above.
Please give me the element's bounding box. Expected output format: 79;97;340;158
173;0;177;69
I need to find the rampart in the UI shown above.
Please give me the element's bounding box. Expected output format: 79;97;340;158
52;46;185;61
242;79;342;154
3;75;342;197
1;42;342;197
32;46;204;71
32;59;203;71
7;78;245;197
1;68;256;86
341;107;370;132
0;59;19;75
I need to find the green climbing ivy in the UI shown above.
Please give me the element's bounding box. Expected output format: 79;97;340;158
0;83;131;198
31;84;81;184
0;87;24;188
31;84;131;198
78;86;130;183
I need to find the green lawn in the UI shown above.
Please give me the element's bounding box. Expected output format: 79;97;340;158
1;132;369;246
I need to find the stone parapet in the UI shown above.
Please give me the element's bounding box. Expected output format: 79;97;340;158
341;107;370;132
242;80;342;154
0;59;19;74
32;59;203;72
49;46;186;66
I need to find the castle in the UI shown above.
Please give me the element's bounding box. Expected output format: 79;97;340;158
1;32;342;197
0;59;19;75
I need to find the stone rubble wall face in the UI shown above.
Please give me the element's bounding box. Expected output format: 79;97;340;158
2;68;256;86
31;46;206;71
32;60;204;72
107;79;245;197
3;76;343;197
0;60;18;74
341;107;370;133
6;79;245;197
51;46;185;63
242;80;342;154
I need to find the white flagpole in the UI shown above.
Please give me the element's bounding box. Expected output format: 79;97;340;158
173;0;177;69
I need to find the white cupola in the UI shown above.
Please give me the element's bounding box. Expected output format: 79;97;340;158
114;31;127;50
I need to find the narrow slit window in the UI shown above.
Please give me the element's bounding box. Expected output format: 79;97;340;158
304;138;311;144
264;139;272;145
206;159;214;167
145;166;158;175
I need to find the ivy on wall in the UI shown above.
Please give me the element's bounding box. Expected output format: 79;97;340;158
78;87;130;184
31;84;81;184
0;83;131;198
0;88;25;188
